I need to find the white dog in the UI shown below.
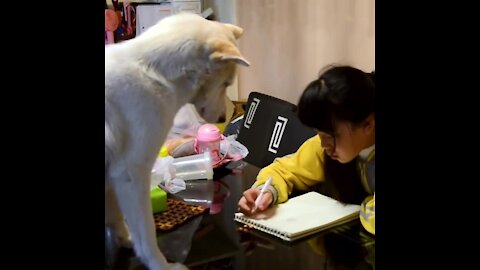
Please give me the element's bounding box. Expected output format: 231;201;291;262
105;13;249;270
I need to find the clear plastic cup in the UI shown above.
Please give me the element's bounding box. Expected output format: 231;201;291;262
172;152;213;181
172;152;214;207
175;179;214;207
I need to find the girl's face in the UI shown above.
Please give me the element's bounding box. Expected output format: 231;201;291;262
317;115;375;163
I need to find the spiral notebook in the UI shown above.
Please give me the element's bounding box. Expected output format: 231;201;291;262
234;192;361;241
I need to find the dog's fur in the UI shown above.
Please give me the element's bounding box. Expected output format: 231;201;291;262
105;13;249;270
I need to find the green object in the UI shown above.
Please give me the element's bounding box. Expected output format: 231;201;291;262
150;186;167;213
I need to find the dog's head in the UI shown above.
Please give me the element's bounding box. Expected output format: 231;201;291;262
189;57;244;123
138;13;250;123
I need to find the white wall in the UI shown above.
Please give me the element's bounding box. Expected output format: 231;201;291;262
235;0;375;104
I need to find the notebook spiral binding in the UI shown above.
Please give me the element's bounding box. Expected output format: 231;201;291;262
235;215;289;241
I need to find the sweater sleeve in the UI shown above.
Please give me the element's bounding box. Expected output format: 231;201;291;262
252;135;326;204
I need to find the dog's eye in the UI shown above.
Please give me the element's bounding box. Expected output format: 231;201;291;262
223;82;231;88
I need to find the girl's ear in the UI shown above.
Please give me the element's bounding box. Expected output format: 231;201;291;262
363;113;375;135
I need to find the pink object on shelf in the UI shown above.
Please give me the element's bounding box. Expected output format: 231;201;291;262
123;1;135;36
105;9;119;45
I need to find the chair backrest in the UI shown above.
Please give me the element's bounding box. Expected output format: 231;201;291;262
236;92;317;168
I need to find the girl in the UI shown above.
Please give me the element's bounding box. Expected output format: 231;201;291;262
237;65;375;235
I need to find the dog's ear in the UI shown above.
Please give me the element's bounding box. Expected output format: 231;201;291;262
223;23;244;39
209;39;250;67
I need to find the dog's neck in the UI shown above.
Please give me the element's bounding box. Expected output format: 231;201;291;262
136;60;198;110
170;78;200;108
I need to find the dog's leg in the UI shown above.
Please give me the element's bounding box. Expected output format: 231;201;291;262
105;186;132;248
112;165;187;270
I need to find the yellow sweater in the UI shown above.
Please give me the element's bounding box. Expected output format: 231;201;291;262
253;135;375;235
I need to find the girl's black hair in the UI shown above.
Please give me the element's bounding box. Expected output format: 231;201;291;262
297;65;375;204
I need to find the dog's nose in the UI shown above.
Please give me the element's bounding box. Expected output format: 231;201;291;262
217;115;226;123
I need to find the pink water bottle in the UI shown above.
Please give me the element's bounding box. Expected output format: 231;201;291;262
194;124;223;166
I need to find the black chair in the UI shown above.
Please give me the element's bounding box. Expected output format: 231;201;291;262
236;92;317;168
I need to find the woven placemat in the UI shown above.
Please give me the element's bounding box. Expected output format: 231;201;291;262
153;199;208;232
